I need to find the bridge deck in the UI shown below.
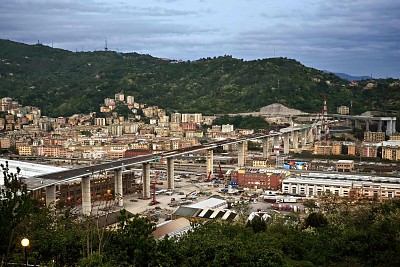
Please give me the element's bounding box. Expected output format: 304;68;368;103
26;133;279;190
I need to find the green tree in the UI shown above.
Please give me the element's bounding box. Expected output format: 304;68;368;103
246;215;268;233
104;213;156;266
0;162;33;263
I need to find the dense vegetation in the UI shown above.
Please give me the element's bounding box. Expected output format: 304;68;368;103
2;165;400;266
1;39;398;117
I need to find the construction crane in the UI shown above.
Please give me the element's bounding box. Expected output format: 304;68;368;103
205;171;212;182
217;162;224;181
149;171;160;206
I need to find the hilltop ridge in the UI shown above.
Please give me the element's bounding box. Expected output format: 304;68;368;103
0;39;399;117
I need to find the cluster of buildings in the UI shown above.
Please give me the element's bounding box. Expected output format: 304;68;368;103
0;95;245;160
313;132;400;161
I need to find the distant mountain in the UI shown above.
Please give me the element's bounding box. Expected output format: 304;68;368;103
0;39;399;117
323;70;371;81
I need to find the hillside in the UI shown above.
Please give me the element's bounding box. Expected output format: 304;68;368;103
0;39;399;117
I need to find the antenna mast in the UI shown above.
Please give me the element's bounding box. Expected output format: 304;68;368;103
104;37;108;51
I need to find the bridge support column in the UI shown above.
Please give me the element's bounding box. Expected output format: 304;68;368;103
378;120;383;132
238;141;246;167
309;127;315;143
167;157;175;190
114;169;123;207
273;135;280;155
142;163;151;199
283;133;290;154
355;120;360;129
81;176;91;216
386;120;393;135
393;120;397;134
293;131;299;152
45;185;56;207
302;129;307;146
262;138;271;159
206;150;213;178
365;120;370;132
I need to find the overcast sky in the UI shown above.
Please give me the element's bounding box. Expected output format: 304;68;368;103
1;0;399;78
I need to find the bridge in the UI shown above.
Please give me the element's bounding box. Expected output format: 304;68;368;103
329;114;396;135
26;127;320;215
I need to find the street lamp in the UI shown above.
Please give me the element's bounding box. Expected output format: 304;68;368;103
21;238;29;267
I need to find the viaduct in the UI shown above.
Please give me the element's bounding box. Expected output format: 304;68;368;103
24;122;333;215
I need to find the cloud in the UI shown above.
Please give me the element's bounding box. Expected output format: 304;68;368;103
0;0;399;77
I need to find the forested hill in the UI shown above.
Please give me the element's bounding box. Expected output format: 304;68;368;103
0;39;399;117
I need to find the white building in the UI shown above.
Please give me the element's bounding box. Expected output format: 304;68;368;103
282;173;400;199
126;95;135;105
221;124;234;133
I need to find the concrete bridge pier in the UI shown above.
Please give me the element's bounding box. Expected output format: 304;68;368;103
273;135;280;154
386;120;394;135
308;128;314;143
142;163;151;199
45;185;56;207
262;137;271;159
283;133;290;154
238;141;246;167
167;157;175;190
378;120;383;132
81;176;91;216
301;129;307;146
293;131;299;152
114;169;123;207
206;150;213;178
365;120;370;132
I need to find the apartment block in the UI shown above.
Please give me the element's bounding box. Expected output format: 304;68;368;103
18;145;33;156
337;106;349;115
0;138;11;149
381;141;400;161
364;131;385;142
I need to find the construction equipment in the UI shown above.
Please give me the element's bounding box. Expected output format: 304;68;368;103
217;162;224;181
149;171;160;206
205;171;212;182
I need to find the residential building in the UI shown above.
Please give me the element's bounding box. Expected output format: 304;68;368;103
115;93;125;102
18;145;33;156
314;143;332;155
360;143;379;158
126;95;135;104
390;134;400;141
381;141;400;161
364;131;385;142
337;106;349;115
